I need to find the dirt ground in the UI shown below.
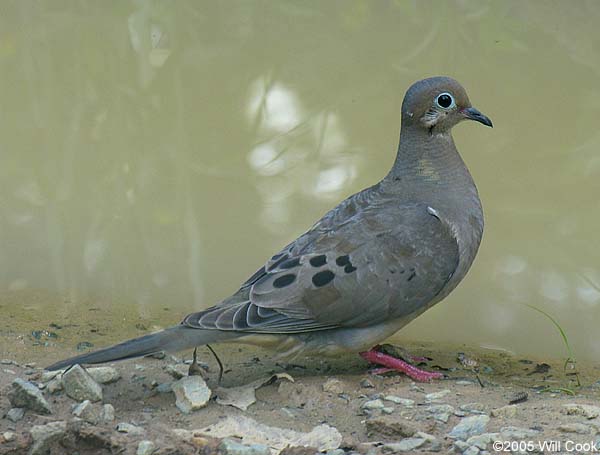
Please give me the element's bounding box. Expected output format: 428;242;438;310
1;338;600;455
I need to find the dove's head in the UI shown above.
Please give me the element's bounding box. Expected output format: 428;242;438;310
401;76;492;133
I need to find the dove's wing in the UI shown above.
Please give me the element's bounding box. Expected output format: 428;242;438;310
182;189;459;334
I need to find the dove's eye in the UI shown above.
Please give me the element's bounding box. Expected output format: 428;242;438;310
436;93;455;109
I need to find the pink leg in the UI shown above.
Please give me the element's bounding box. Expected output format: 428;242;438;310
360;348;443;382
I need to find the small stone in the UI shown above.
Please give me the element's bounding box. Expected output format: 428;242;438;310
172;376;211;414
1;359;15;365
164;364;188;380
218;438;271;455
155;382;173;393
460;403;486;414
8;378;52;414
381;407;394;414
383;395;414;407
322;378;344;394
427;404;455;423
383;438;425;452
362;399;385;410
360;378;375;388
453;440;470;452
72;400;100;424
448;415;490;440
491;405;517;418
366;415;417;439
47;378;63;394
463;446;480;455
61;365;103;402
425;389;451;402
2;431;15;442
6;407;25;422
87;366;121;384
30;421;67;455
558;423;591;434
456;380;475;385
102;404;115;422
467;433;499;450
137;440;156;455
563;403;600;419
116;422;145;436
499;426;540;439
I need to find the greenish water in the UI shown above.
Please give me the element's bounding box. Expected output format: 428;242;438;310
1;1;600;364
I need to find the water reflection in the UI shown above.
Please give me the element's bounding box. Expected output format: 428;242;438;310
1;1;600;362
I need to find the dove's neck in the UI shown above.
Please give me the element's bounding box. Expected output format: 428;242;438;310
383;126;479;207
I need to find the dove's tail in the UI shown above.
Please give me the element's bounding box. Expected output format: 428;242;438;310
46;325;238;371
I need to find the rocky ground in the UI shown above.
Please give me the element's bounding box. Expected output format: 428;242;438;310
1;341;600;455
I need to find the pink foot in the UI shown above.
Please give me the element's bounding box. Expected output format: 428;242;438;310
360;348;443;382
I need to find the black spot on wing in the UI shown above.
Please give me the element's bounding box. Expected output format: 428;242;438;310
335;255;350;266
312;270;335;287
268;254;289;271
273;274;296;288
309;255;327;267
344;264;357;274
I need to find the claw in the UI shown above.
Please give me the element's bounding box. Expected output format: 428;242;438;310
360;348;443;382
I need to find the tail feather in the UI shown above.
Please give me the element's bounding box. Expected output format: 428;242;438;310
46;325;236;371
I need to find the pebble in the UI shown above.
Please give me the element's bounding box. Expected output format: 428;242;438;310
563;403;600;419
322;378;344;394
164;364;188;380
116;422;145;436
460;403;486;414
87;366;121;384
499;426;540;439
558;423;591;434
218;438;271;455
102;404;115;422
456;380;475;385
0;359;15;365
6;407;25;422
491;404;517;418
72;400;100;424
427;404;455;423
360;378;375;388
362;399;385;410
366;415;417;439
467;433;499;450
463;446;480;455
425;389;451;402
381;407;394;414
383;438;425;452
172;375;211;414
448;415;490;440
155;382;173;393
383;395;414;407
8;378;52;414
30;421;67;455
61;365;103;402
47;378;63;394
2;432;15;442
137;440;156;455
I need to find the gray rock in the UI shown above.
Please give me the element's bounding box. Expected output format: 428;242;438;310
8;378;52;414
102;403;115;422
6;407;25;422
41;370;62;382
425;389;451;402
460;403;486;414
463;446;480;455
137;440;156;455
383;438;425;452
563;403;600;419
362;399;385;410
466;433;499;450
155;382;173;393
427;404;455;423
218;438;271;455
88;366;121;384
2;431;15;442
384;395;414;407
61;365;103;402
72;400;100;424
366;415;417;439
491;405;517;418
448;415;490;440
47;378;63;394
499;426;540;439
30;421;67;455
322;378;344;394
381;407;394;414
324;450;345;455
172;376;211;414
558;423;591;434
453;440;470;452
116;422;145;436
1;359;15;365
360;378;375;388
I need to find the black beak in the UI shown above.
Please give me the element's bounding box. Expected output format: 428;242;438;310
461;107;493;128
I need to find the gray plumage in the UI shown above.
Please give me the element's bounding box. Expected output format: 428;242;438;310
48;76;491;371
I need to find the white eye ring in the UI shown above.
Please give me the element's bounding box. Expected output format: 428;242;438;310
435;92;455;110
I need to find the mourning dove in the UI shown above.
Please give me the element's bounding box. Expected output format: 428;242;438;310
48;77;492;381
